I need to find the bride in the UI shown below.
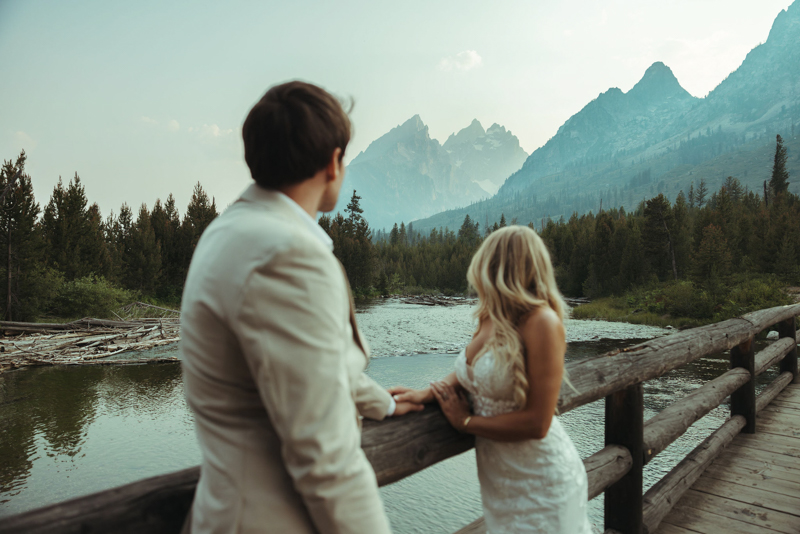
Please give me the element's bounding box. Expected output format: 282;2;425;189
390;226;592;533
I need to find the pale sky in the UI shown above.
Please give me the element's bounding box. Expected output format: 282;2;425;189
0;0;794;217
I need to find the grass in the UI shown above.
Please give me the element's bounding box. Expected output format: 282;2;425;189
571;297;702;329
572;275;795;330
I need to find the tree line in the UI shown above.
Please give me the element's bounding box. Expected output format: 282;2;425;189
0;151;218;321
324;136;799;319
2;135;795;321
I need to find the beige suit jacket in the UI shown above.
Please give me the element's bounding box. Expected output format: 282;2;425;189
180;184;393;534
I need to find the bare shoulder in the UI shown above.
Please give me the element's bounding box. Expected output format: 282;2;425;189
520;306;565;341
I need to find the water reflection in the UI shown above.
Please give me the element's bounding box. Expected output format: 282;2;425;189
0;363;188;510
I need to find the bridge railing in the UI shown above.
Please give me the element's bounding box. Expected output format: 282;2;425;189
1;304;798;534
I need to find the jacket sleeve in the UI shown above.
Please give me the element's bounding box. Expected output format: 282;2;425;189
232;243;392;534
354;372;392;420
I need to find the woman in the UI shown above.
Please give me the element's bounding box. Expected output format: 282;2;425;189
390;226;591;533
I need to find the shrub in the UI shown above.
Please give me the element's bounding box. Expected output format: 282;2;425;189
52;276;133;319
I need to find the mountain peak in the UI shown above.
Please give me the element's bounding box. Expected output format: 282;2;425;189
443;118;486;150
400;114;426;132
353;115;430;164
766;0;800;45
627;61;693;103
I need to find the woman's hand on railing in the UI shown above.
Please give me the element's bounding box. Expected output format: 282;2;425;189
430;381;472;433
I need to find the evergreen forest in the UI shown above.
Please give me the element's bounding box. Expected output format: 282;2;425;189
1;135;797;326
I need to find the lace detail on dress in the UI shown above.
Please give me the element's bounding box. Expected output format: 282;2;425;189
455;349;592;534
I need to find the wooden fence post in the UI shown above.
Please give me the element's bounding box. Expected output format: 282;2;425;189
605;383;643;534
730;337;755;433
778;317;798;382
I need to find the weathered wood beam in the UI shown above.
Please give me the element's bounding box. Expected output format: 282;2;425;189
754;337;796;375
0;318;152;333
641;415;746;534
557;304;800;414
642;367;749;464
0;466;199;534
730;337;756;433
605;384;643;534
362;404;474;486
777;318;798;382
755;371;794;413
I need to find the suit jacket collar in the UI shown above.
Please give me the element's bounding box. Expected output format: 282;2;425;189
237;184;333;251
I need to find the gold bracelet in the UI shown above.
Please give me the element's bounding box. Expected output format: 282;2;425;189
463;416;472;429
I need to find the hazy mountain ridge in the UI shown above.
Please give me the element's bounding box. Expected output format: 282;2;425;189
444;120;528;195
335;115;527;229
412;0;800;232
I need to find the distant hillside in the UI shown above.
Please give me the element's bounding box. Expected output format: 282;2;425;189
412;0;800;232
334;116;527;230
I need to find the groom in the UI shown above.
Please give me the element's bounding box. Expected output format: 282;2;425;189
180;81;422;533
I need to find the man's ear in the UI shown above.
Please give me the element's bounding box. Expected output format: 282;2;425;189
326;148;343;183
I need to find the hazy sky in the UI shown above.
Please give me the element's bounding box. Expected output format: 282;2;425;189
0;0;794;216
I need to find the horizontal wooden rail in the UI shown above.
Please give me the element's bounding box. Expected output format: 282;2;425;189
362;405;474;485
754;336;797;375
642;358;798;534
642;415;746;534
642;331;799;465
642;367;749;464
756;371;794;412
557;303;800;414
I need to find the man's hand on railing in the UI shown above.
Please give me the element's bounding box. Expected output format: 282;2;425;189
391;399;426;416
388;385;434;405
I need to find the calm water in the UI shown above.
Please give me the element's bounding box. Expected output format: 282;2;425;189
0;300;779;533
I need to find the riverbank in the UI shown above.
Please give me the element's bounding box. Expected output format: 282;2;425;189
571;276;797;329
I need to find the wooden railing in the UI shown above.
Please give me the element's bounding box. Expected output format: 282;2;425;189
0;304;798;534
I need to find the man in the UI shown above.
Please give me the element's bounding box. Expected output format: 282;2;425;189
180;81;422;534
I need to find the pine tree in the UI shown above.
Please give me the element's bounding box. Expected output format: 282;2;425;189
0;152;56;320
695;179;708;208
180;183;218;279
774;234;799;283
642;194;678;281
770;134;790;196
126;204;162;293
458;214;479;246
693;224;731;282
344;190;364;225
41;173;95;280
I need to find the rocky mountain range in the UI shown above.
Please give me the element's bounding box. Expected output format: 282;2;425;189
412;0;800;232
333;116;528;230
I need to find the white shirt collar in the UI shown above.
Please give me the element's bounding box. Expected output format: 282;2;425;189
275;192;334;252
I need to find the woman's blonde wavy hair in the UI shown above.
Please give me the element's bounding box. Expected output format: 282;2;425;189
467;225;567;408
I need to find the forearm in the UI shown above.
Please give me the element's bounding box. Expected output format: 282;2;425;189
419;372;458;402
464;410;554;442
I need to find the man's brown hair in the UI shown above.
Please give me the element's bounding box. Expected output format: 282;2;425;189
242;81;351;189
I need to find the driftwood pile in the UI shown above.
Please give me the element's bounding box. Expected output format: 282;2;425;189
400;295;474;307
0;302;180;373
564;296;591;307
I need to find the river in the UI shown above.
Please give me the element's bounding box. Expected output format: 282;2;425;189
0;299;780;532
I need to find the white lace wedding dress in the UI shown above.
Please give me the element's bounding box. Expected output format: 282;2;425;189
455;349;592;533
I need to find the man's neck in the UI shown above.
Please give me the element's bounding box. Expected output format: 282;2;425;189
278;180;324;218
